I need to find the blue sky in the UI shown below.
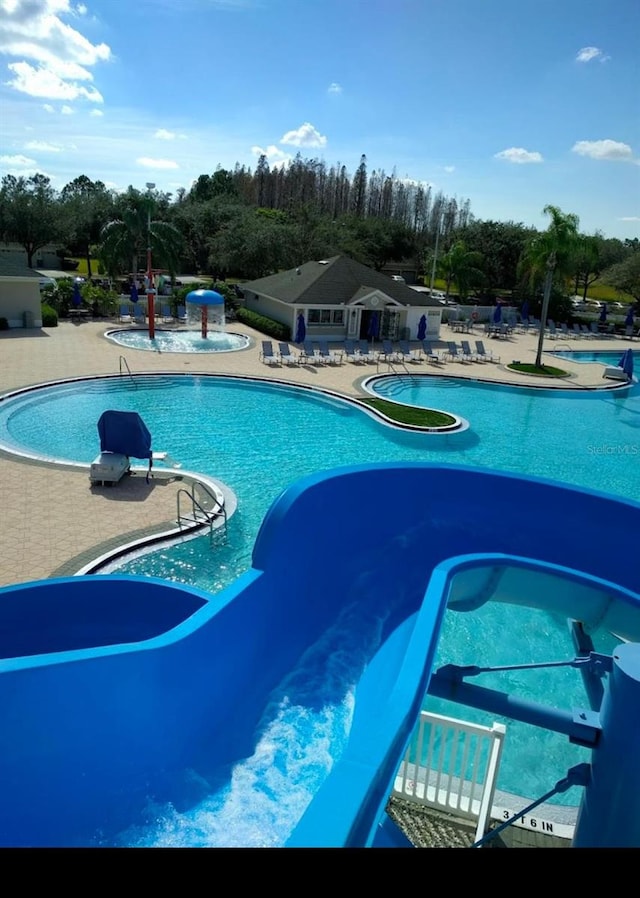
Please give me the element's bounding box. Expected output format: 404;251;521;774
1;0;639;239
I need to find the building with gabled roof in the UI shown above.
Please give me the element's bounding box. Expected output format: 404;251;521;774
0;256;44;329
240;255;442;343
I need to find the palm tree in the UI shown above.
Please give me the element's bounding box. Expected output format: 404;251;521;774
521;205;580;367
98;196;182;281
437;241;484;300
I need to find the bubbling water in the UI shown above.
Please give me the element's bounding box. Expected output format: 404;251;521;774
105;329;250;353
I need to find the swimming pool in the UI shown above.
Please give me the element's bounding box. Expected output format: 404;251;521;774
549;348;639;365
1;373;638;813
105;329;251;353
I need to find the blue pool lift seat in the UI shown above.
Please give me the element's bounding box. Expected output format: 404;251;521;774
91;410;154;485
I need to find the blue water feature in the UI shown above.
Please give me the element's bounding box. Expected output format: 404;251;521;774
0;465;639;848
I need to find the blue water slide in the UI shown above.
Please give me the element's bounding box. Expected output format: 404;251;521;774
0;463;639;847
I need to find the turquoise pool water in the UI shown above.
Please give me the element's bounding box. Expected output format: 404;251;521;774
549;349;639;364
105;329;250;353
1;373;638;812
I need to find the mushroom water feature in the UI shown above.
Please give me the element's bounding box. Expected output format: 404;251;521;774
186;289;225;339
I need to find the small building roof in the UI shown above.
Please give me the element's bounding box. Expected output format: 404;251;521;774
0;256;42;280
240;255;442;307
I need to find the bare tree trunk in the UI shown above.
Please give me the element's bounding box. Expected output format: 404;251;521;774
535;254;556;367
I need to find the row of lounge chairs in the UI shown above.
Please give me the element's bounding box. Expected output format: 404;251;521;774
118;304;187;324
260;339;501;367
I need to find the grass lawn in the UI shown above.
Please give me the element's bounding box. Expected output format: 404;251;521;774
506;363;569;378
360;397;457;428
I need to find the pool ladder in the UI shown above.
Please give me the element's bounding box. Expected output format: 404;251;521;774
177;480;227;545
118;356;137;388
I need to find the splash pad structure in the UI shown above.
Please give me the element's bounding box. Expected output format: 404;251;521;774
186;289;225;339
107;287;250;353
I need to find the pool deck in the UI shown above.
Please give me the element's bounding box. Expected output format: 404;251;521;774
0;319;635;588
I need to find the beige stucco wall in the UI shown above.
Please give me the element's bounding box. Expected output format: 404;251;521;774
0;280;43;328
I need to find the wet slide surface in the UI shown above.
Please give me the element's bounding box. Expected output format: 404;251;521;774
0;464;639;847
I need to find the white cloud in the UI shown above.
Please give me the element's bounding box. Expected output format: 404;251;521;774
136;157;180;170
572;139;634;161
328;82;342;94
494;147;543;164
251;144;291;168
0;153;37;167
0;0;110;102
7;62;103;102
280;122;327;148
24;140;63;152
576;47;603;63
619;216;640;222
443;165;455;173
43;103;54;112
61;104;73;114
155;129;176;140
89;108;103;116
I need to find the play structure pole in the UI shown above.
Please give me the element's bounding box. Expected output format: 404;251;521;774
201;305;207;338
146;182;155;339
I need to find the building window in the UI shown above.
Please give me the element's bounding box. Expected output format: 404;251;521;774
308;309;344;326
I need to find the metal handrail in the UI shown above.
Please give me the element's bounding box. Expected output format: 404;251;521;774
118;355;137;388
176;481;227;544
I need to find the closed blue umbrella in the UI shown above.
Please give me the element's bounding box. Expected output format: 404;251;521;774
625;308;634;328
520;300;530;321
294;312;306;344
417;314;427;341
130;283;139;303
599;303;608;323
492;303;502;325
367;310;380;341
72;280;82;307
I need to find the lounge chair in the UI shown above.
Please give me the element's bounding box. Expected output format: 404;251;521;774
580;324;594;339
302;341;323;365
560;323;571;339
572;323;583;339
475;340;500;363
546;320;557;339
460;340;478;362
381;339;402;363
398;340;421;363
118;304;132;323
624;325;636;341
161;304;173;323
421;340;442;364
446;341;470;363
358;340;378;363
260;340;280;366
278;342;299;366
176;305;187;324
318;340;343;365
344;339;363;363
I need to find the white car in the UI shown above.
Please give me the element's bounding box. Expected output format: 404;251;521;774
39;277;57;291
390;275;406;284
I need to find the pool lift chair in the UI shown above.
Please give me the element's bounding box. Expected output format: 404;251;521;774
90;410;176;486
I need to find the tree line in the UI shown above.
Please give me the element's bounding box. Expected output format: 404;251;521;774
0;154;638;305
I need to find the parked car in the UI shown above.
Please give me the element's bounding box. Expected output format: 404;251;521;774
390;275;406;284
39;276;57;291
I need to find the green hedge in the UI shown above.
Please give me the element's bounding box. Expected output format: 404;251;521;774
236;308;291;341
41;304;58;327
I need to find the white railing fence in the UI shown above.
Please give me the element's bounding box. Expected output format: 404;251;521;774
393;711;506;844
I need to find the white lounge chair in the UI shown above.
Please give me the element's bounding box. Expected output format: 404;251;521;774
278;342;299;366
475;340;500;363
118;304;132;323
260;340;280;366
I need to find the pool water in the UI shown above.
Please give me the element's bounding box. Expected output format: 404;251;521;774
1;373;639;814
105;329;250;353
549;349;639;365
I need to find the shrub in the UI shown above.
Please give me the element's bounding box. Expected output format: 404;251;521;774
236;308;291;340
41;303;58;327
